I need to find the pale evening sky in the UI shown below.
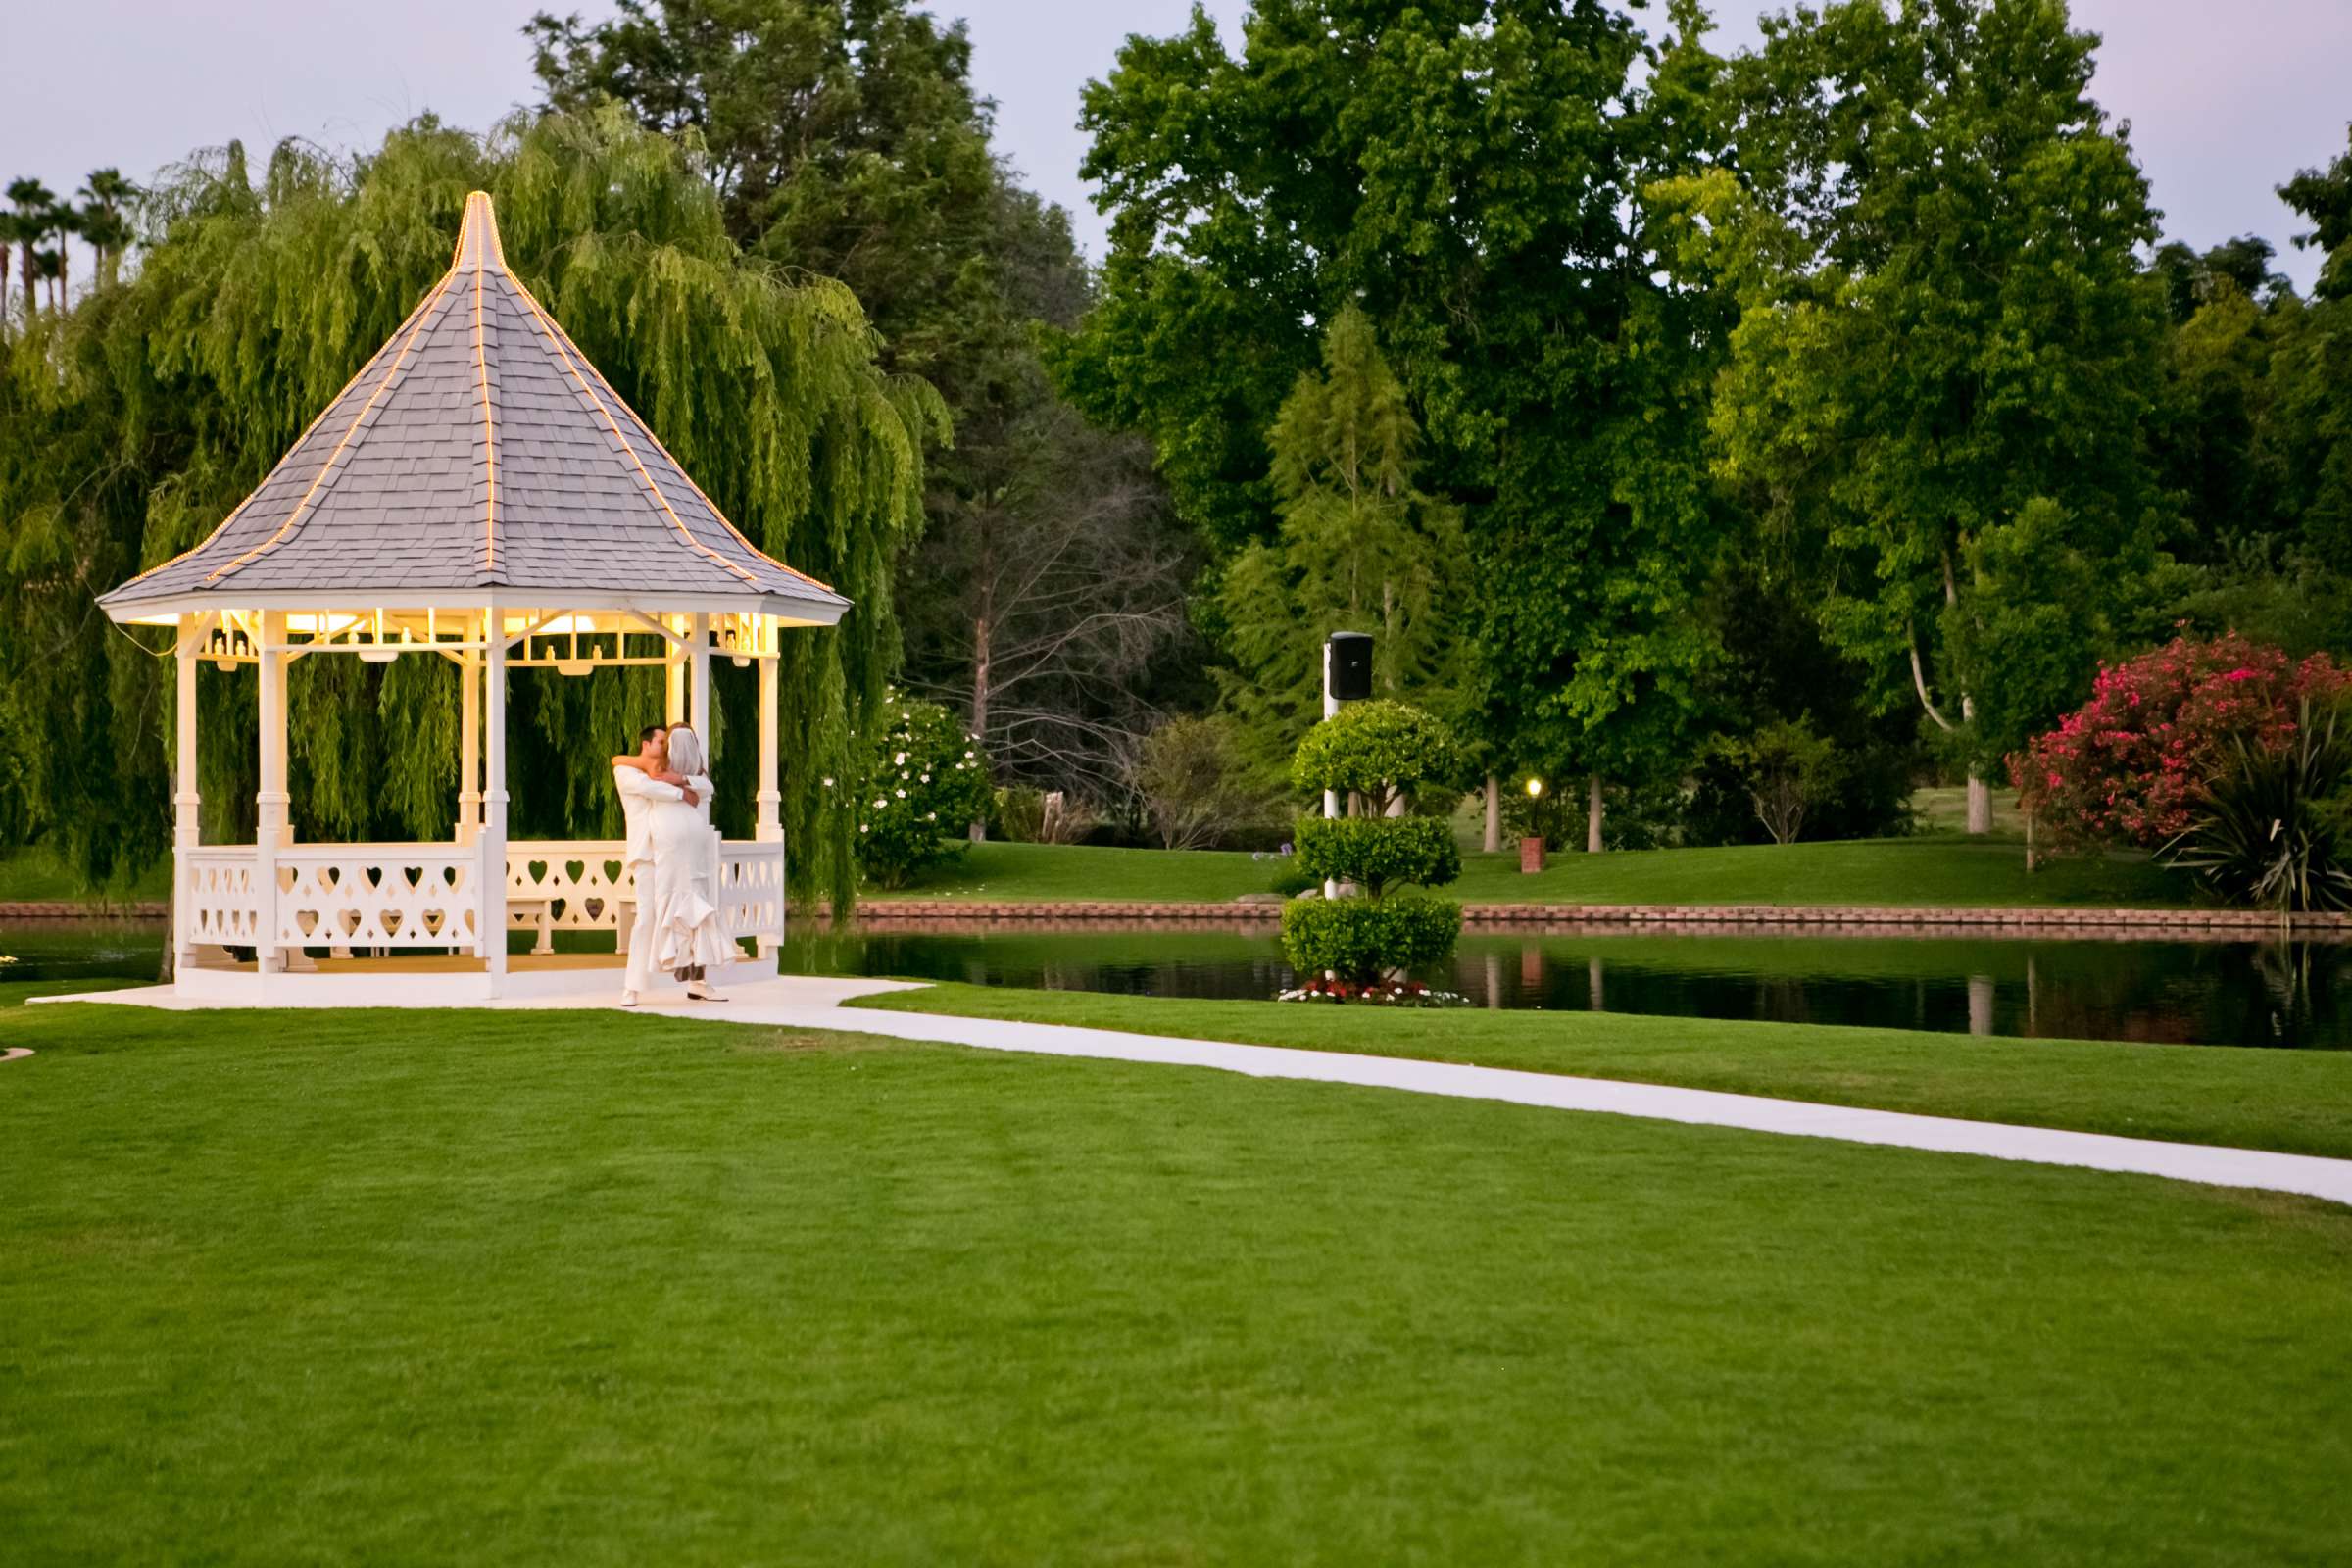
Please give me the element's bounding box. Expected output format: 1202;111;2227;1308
2;0;2346;291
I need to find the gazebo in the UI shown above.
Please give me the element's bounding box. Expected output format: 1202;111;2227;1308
101;192;845;1003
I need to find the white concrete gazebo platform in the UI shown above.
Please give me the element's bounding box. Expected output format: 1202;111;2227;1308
102;193;844;1004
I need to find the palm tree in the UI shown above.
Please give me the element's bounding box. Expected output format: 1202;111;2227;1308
32;246;63;313
6;177;55;322
0;210;19;328
77;168;138;289
47;202;80;306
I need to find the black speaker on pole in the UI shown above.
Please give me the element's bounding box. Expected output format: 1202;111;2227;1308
1326;631;1374;703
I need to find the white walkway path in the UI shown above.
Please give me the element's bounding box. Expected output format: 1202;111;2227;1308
38;975;2352;1206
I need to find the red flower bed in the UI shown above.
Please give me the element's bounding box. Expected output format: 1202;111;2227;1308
2013;631;2346;850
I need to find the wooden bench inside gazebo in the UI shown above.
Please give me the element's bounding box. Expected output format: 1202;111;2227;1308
100;192;845;1003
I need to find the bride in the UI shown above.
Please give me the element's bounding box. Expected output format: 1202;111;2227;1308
612;723;733;1001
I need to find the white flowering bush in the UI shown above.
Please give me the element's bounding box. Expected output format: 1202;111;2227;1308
851;693;994;888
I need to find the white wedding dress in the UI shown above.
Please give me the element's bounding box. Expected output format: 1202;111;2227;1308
647;773;733;974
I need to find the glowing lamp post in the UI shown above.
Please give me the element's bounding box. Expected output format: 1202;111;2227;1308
1520;777;1547;875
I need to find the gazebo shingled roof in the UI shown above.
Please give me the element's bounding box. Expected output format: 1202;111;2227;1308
102;191;846;621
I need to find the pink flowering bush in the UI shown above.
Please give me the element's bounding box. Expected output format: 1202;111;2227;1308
2013;632;2347;850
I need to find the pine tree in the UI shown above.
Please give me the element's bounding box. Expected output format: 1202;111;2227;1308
1217;306;1465;780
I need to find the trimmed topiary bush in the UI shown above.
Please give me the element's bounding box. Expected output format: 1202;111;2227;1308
1280;895;1462;981
1293;815;1460;897
1280;700;1463;987
1290;699;1463;809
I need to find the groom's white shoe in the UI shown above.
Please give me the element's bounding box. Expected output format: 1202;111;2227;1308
621;990;639;1007
687;979;726;1002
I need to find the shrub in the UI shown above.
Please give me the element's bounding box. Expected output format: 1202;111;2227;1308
2014;631;2347;850
1130;715;1278;849
1294;815;1460;896
993;785;1045;843
854;694;994;889
1709;716;1843;845
1279;895;1462;983
2165;699;2352;912
1283;700;1463;985
1290;700;1464;809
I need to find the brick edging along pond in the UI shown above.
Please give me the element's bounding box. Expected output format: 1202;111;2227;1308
0;901;169;919
6;897;2339;938
843;900;2345;935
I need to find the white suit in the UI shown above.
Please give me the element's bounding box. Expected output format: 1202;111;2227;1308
615;764;683;995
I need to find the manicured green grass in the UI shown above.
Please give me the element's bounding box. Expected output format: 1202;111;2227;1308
3;1003;2347;1562
1462;832;2185;906
877;833;2190;907
0;849;168;905
853;983;2352;1159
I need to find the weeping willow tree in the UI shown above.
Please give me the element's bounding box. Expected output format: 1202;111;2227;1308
0;107;943;906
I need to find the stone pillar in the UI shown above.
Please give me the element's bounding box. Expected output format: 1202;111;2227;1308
1483;774;1500;855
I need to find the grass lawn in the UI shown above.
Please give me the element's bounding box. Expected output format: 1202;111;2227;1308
876;833;2190;908
0;804;2187;912
0;848;169;905
852;984;2352;1159
2;1003;2347;1563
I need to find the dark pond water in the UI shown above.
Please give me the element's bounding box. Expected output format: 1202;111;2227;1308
10;917;2350;1050
781;921;2352;1051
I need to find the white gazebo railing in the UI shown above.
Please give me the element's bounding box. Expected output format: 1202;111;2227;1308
180;846;263;951
274;843;479;952
176;830;788;972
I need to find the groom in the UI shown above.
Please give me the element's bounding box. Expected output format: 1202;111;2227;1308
614;724;698;1007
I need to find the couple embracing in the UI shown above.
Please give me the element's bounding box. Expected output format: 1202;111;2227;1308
612;723;733;1006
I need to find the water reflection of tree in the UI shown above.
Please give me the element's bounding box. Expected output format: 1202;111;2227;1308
2247;941;2332;1048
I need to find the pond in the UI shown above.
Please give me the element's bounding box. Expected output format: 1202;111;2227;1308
9;917;2349;1050
782;919;2352;1051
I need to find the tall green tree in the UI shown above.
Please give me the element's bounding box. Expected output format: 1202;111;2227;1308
529;0;1195;803
1061;0;1730;849
1668;0;2168;832
1216;305;1465;779
2266;128;2352;577
2281;124;2352;304
0;110;939;903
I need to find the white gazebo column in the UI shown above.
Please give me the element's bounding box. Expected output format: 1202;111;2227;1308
756;630;783;959
665;614;687;726
255;610;289;974
481;618;511;992
689;612;711;739
173;617;203;971
458;643;481;845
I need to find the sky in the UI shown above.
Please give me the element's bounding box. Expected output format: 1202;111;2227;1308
3;0;2346;291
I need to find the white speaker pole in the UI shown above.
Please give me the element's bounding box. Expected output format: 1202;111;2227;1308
1322;636;1342;899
